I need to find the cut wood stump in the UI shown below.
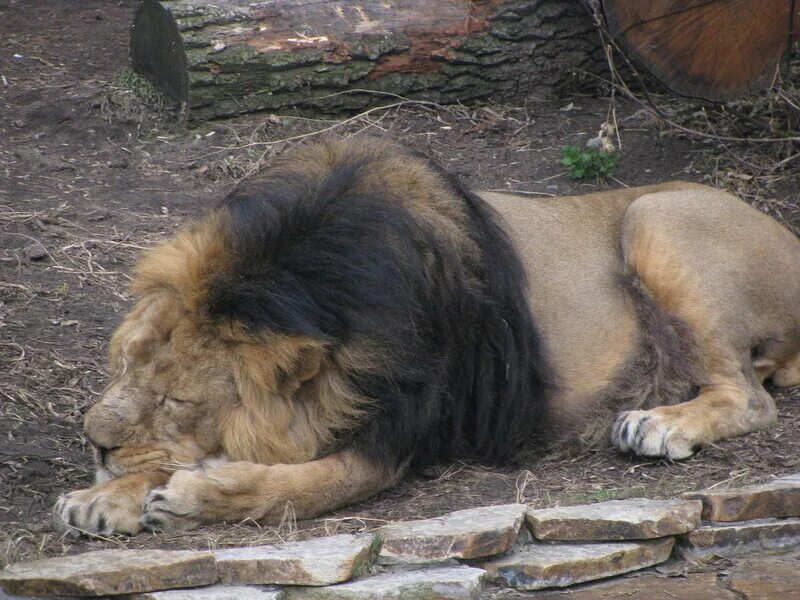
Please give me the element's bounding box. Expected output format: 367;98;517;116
130;0;603;119
597;0;800;101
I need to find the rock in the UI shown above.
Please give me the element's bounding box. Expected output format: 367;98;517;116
679;518;800;560
23;243;47;261
526;498;701;541
215;534;378;586
482;538;674;590
130;585;285;599
284;565;485;599
683;479;800;522
379;504;527;564
532;572;737;599
0;549;216;597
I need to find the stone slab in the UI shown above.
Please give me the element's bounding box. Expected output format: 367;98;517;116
285;566;485;599
0;549;216;597
482;537;674;590
532;572;737;600
379;504;527;563
679;518;800;560
526;498;702;541
683;479;800;522
130;585;285;599
215;534;378;586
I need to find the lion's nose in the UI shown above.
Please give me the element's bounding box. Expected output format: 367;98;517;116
91;442;119;465
83;412;123;453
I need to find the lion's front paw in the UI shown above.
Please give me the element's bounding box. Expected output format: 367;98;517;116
611;409;695;460
140;470;207;533
53;486;143;537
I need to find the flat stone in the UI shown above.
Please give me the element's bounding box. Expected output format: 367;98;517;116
23;243;47;261
215;534;378;586
285;566;485;599
683;479;800;521
482;537;674;590
379;504;527;563
130;585;285;599
0;549;216;597
526;498;701;541
679;518;800;560
532;572;737;599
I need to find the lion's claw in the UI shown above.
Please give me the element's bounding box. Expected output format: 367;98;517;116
140;478;202;533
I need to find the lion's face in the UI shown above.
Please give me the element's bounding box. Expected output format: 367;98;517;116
83;284;341;483
84;293;239;482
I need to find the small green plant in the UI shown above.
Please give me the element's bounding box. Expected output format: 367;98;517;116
561;145;618;181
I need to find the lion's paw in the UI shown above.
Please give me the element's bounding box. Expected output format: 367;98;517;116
611;410;695;460
140;470;206;533
53;487;143;537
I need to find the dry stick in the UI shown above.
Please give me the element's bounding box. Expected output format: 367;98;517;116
239;98;452;179
483;188;556;196
206;93;456;157
585;17;800;145
574;64;800;145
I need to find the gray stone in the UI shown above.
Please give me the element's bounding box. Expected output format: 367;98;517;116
483;537;675;590
532;572;737;600
683;479;800;522
130;585;285;599
379;504;527;564
679;518;800;560
526;498;702;541
285;566;485;599
215;534;378;586
23;243;47;261
0;549;216;597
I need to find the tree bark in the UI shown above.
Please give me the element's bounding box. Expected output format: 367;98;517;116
131;0;604;119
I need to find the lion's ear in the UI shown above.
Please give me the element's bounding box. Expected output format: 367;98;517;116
295;346;325;383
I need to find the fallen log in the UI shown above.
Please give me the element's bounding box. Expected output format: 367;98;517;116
130;0;603;119
596;0;800;101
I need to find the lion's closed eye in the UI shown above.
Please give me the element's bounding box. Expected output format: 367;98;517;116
160;394;191;406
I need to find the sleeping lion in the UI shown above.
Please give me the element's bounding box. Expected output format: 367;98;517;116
54;137;800;536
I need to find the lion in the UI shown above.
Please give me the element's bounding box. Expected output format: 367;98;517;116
53;137;800;536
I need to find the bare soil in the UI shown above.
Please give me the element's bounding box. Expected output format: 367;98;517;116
2;0;800;569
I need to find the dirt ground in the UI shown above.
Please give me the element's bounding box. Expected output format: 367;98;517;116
2;0;800;572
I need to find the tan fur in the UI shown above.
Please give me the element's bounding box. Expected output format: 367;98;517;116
482;183;800;459
141;451;398;528
53;142;800;535
773;352;800;388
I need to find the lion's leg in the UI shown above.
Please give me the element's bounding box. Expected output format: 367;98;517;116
612;375;777;459
52;471;168;536
140;451;400;531
610;191;794;459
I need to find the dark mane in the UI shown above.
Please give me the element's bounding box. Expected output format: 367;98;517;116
206;138;549;468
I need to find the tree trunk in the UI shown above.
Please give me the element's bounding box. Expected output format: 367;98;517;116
596;0;800;101
130;0;604;119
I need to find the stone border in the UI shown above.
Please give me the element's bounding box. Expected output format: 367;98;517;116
3;475;800;599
